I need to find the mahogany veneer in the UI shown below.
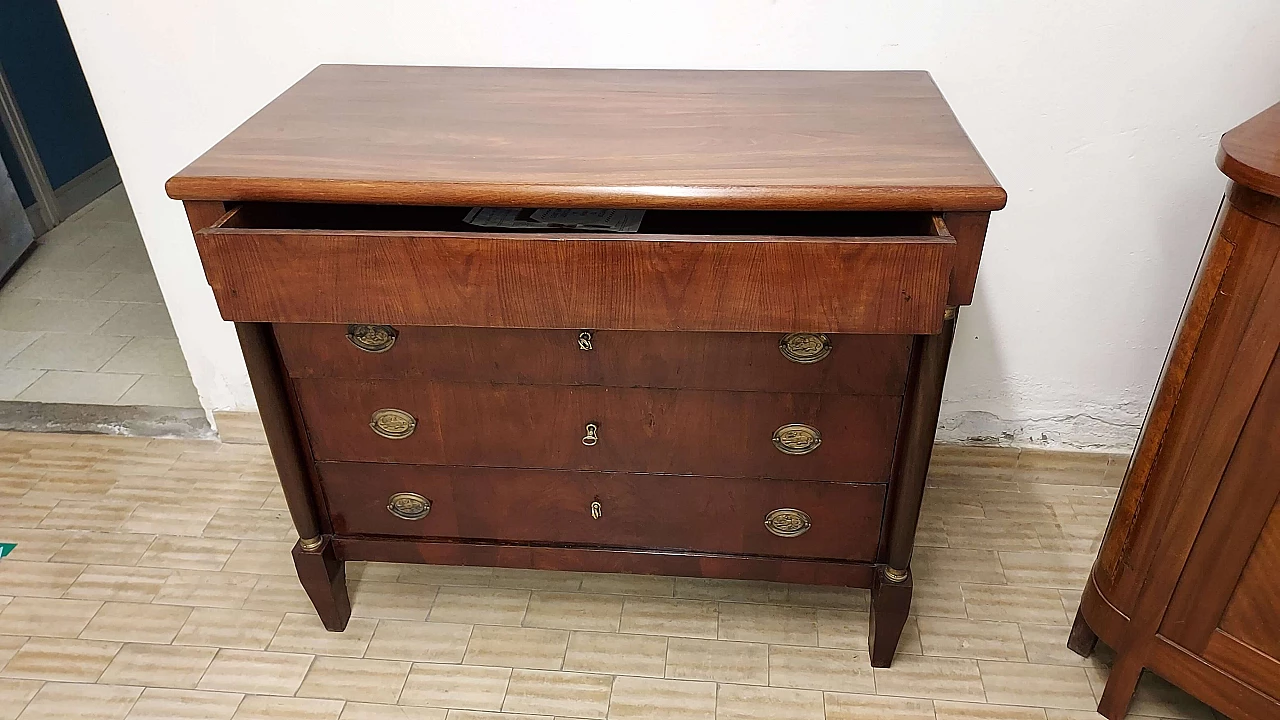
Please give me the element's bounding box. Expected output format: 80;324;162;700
169;65;1004;666
1071;102;1280;719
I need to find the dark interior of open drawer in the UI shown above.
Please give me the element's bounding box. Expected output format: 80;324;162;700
227;203;939;237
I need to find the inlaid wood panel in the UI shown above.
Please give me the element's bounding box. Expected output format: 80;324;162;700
318;462;886;562
274;324;912;395
293;379;900;483
1218;500;1280;664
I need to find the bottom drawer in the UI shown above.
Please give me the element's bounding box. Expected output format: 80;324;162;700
318;462;885;562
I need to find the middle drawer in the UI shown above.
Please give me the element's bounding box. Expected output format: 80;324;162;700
294;379;901;483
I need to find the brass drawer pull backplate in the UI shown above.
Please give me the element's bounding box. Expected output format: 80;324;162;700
370;408;417;439
772;423;821;455
582;422;599;446
387;492;431;520
765;508;812;537
578;330;594;351
779;333;831;364
347;324;398;353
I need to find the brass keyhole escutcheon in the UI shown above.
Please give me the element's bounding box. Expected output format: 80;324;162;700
765;508;811;537
590;499;602;520
347;324;398;353
772;423;821;455
370;408;417;439
582;422;599;446
387;492;431;520
779;333;831;364
578;330;594;351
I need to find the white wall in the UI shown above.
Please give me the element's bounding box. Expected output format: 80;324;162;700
57;0;1280;449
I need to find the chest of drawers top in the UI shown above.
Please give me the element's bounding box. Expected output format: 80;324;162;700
166;64;1005;212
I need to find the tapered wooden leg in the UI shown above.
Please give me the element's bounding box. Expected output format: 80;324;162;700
869;566;912;667
292;537;350;631
1096;653;1143;720
1066;607;1099;657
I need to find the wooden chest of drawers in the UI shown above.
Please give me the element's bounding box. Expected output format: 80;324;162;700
167;65;1004;666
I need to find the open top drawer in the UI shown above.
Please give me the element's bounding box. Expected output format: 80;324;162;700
194;203;955;334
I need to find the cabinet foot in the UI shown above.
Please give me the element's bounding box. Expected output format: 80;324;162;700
1096;654;1143;720
1066;607;1098;657
869;566;912;668
292;537;351;631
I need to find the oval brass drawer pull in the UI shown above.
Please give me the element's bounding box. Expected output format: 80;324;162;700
347;324;398;353
779;333;830;364
578;330;594;351
370;408;417;439
582;422;599;446
765;508;812;537
772;423;821;455
387;492;431;520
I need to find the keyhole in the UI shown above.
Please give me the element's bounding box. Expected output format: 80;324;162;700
582;423;599;446
578;330;594;351
590;500;602;520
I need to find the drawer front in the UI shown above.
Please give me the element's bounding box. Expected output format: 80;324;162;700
294;379;900;483
319;462;885;562
275;324;912;394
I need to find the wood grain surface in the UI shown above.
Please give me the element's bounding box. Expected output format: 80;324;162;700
318;462;885;562
166;65;1005;211
274;324;912;395
292;379;901;483
1219;101;1280;198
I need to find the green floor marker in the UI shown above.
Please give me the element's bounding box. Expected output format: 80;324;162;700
0;543;15;559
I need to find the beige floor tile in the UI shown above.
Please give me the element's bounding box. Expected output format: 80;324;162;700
0;330;42;365
815;609;869;650
716;683;824;720
98;643;218;688
0;559;84;597
50;534;155;566
339;703;446;720
100;337;191;376
197;648;315;696
521;592;623;632
463;625;569;671
231;695;344;720
979;660;1095;711
399;662;511;711
489;568;582;592
0;529;70;564
872;654;985;702
219;540;295;575
780;584;869;611
394;564;495;588
0;637;119;682
79;601;192;643
39;500;136;532
944;518;1042;552
152;570;259;609
94;303;175;339
673;577;784;604
962;585;1066;628
365;620;472;663
717;602;817;645
0;369;45;401
768;645;875;693
576;572;674;597
618;597;717;639
561;631;666;678
202;508;295;542
17;682;142;720
173;606;284;650
351;580;438;621
268;611;377;657
137;536;238;571
917;616;1028;661
297;655;412;704
16;371;140;404
0;500;57;528
124;687;244;720
429;587;531;626
116;375;201;408
1019;624;1112;667
0;298;122;333
664;637;767;684
607;676;715;720
912;579;968;619
824;691;936;720
120;504;217;537
0;597;102;638
1126;671;1216;720
242;575;315;614
998;552;1093;590
64;564;171;603
912;547;1007;585
0;678;43;720
0;635;23;667
935;700;1047;719
7;333;130;372
500;668;611;718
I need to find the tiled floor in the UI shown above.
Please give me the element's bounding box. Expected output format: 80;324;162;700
0;187;199;408
0;430;1224;720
